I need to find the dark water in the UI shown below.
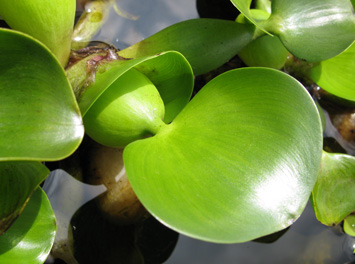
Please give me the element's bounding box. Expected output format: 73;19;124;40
166;202;355;264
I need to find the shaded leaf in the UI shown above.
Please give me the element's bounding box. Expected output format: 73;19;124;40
311;151;355;226
0;0;75;66
0;188;56;264
118;19;255;75
344;214;355;237
124;68;322;243
0;161;49;234
0;29;84;161
231;0;270;35
309;42;355;102
236;9;289;69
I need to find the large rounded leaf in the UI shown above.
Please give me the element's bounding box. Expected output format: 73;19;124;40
309;42;355;102
73;51;193;123
265;0;355;62
311;151;355;226
0;29;84;161
124;68;322;243
0;0;75;66
118;19;255;75
0;187;56;264
231;0;355;61
0;161;49;234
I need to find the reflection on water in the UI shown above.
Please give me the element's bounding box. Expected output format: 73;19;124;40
92;0;198;49
166;202;355;264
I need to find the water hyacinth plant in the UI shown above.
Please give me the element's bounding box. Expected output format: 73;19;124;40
0;0;354;263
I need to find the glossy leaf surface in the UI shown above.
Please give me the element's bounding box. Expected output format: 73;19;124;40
0;0;75;66
124;68;322;243
311;152;355;226
231;0;355;61
266;0;355;62
0;188;56;264
0;161;49;234
0;29;84;161
310;42;355;102
77;51;193;123
118;19;255;75
84;68;166;148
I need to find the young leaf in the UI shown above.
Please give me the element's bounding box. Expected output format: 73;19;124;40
0;29;84;161
75;51;193;123
238;35;289;69
0;0;76;66
236;10;289;69
83;68;166;148
118;19;255;75
309;42;355;102
0;188;56;264
230;0;270;35
0;161;49;234
124;68;322;243
311;151;355;226
265;0;355;62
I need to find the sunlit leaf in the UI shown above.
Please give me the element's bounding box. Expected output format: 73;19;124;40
309;41;355;102
0;161;49;234
124;68;322;243
265;0;355;62
74;51;193;123
0;0;75;66
118;19;255;75
311;151;355;226
0;29;84;161
0;188;56;264
231;0;355;61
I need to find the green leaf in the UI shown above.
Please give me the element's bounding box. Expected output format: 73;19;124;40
0;161;49;234
231;0;270;35
118;19;255;75
83;68;166;148
309;41;355;102
236;9;289;69
76;51;193;123
124;68;322;243
344;214;355;237
265;0;355;62
311;151;355;226
255;0;271;13
0;187;56;264
236;8;289;69
238;34;289;69
231;0;355;61
0;0;76;66
0;29;84;161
